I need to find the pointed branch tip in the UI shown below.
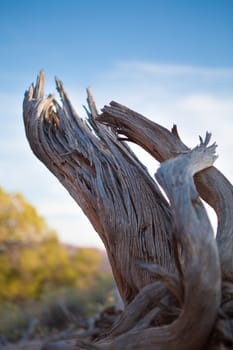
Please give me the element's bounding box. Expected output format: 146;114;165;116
33;71;45;99
199;132;212;146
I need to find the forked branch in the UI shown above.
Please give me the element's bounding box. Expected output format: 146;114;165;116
100;102;233;275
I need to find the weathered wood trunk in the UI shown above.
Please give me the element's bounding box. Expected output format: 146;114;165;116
23;72;233;349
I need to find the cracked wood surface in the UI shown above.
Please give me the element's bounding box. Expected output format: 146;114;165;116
23;73;233;349
23;72;176;303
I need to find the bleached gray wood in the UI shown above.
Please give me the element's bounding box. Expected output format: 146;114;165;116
100;101;233;276
23;72;176;303
23;73;233;349
95;137;221;350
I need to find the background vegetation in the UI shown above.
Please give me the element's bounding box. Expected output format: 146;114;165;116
0;187;114;343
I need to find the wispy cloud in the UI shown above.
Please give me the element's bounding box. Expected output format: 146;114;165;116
116;61;233;78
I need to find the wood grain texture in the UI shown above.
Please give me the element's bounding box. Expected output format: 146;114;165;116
23;72;176;303
95;137;221;350
100;101;233;276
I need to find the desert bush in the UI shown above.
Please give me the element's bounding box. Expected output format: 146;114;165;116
0;302;29;342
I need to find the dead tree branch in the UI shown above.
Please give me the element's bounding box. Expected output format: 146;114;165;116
100;102;233;276
23;73;233;349
23;72;176;303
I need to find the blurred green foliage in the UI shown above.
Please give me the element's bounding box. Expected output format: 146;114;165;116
0;302;29;342
0;187;114;342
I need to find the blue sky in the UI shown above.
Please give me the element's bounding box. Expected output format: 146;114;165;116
0;0;233;248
